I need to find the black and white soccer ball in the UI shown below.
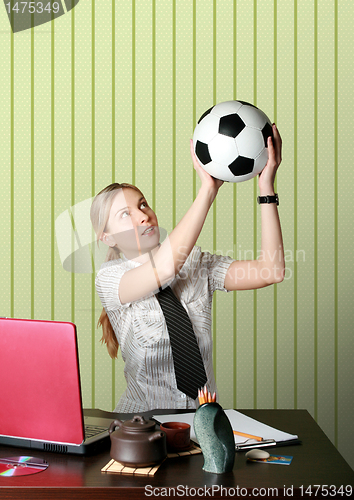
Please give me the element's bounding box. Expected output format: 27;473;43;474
193;100;273;183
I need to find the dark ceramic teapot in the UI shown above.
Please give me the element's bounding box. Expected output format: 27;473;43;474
109;415;167;467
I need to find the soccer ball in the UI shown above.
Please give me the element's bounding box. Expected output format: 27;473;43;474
193;100;273;183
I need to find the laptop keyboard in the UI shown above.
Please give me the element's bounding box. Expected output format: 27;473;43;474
84;424;108;439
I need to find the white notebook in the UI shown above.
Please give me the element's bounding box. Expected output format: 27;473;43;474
154;409;298;448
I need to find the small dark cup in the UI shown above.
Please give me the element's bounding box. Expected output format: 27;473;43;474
160;422;191;452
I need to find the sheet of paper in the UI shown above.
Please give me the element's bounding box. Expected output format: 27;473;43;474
153;409;298;445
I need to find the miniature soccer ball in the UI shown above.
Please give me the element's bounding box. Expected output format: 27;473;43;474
193;100;273;183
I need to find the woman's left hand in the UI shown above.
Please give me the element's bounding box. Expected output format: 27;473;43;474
258;124;282;194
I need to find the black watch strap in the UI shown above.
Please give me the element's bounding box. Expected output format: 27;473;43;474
257;193;279;205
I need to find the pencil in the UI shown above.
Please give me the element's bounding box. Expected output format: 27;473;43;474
198;387;217;405
233;430;263;442
198;389;205;405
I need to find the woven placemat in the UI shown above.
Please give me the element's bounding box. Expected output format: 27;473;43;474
101;444;201;476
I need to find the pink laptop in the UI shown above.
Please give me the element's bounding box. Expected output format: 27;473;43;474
0;317;113;454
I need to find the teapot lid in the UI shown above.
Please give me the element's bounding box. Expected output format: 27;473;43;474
122;415;156;432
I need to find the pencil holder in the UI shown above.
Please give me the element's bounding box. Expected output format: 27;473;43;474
193;402;235;474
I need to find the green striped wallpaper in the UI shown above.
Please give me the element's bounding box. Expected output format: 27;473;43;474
1;0;353;470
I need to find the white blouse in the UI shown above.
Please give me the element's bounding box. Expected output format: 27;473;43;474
95;246;233;413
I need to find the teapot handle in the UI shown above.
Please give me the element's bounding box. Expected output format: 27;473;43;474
109;419;123;434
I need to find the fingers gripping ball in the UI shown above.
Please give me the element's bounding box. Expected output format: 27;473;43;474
193;100;273;183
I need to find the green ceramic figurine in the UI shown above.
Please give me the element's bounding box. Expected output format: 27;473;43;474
193;402;235;474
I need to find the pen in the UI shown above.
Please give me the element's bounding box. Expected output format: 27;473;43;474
235;439;277;451
233;430;263;442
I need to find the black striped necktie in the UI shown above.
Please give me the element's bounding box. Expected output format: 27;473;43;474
156;286;207;399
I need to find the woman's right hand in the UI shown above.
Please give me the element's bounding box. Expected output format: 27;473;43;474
190;140;224;197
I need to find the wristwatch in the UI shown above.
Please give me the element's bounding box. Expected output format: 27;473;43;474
257;193;279;206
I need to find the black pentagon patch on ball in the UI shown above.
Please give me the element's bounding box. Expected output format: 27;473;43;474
195;141;212;165
262;122;274;148
228;156;255;176
219;114;246;138
197;106;213;124
237;100;257;108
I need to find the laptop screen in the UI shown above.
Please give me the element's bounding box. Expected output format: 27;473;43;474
0;318;85;445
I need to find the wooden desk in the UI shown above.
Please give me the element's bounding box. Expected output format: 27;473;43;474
0;409;353;499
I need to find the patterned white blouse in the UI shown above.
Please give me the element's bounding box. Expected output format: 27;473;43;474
95;246;233;413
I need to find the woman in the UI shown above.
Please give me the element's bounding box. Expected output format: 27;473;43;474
91;125;284;412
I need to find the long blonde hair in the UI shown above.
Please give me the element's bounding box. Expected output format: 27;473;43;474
90;182;143;358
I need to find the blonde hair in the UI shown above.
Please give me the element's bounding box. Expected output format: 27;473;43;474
90;182;143;358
